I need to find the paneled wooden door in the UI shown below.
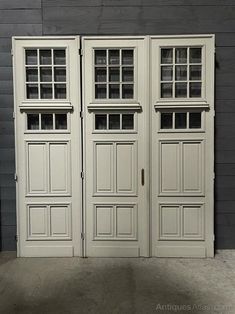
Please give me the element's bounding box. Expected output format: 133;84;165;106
82;37;150;257
13;37;82;257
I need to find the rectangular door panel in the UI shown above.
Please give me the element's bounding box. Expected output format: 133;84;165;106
28;205;48;238
49;143;70;194
160;142;180;194
116;142;136;194
27;143;47;194
94;143;114;194
182;142;203;194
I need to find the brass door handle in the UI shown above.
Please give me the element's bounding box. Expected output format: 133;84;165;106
141;169;144;186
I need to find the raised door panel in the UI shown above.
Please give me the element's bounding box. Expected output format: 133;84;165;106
28;205;48;238
116;205;137;239
94;205;114;239
116;142;136;194
50;205;71;238
160;142;180;194
49;143;70;194
182;205;204;239
94;143;114;194
160;205;181;239
27;143;47;194
183;142;203;194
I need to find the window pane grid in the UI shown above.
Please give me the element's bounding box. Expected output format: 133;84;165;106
95;113;134;130
26;113;68;131
94;48;134;100
25;48;67;100
160;47;202;99
160;111;202;130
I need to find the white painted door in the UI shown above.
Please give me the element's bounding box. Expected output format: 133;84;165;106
13;35;214;258
82;37;149;257
150;36;215;257
13;37;82;257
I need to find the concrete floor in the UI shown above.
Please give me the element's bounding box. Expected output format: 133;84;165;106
0;252;235;314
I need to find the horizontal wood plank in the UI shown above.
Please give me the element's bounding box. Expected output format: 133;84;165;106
0;9;42;24
0;24;42;37
0;0;41;9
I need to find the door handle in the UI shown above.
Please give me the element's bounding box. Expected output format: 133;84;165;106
141;169;144;186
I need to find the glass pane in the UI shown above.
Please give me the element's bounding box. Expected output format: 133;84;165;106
27;114;39;130
41;114;53;129
40;50;51;65
26;84;38;99
95;68;106;82
175;113;187;129
161;113;172;129
26;68;38;82
55;114;67;129
122;67;133;82
122;84;133;99
122;50;133;65
95;84;106;99
189;65;201;80
54;49;66;65
95;50;106;65
55;84;66;99
109;114;120;129
25;50;37;65
122;114;134;129
189;112;201;128
175;65;187;81
175;48;187;64
109;67;120;82
95;114;107;130
161;66;173;81
54;68;66;82
161;49;173;64
109;50;119;65
175;82;187;98
40;67;52;82
189;82;201;97
190;48;201;63
161;83;172;98
40;84;52;99
109;84;120;99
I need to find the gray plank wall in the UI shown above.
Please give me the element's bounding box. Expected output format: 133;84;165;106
0;0;235;250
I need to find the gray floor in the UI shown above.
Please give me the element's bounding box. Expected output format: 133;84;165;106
0;251;235;314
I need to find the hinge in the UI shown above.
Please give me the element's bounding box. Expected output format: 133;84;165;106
81;232;85;240
13;112;15;120
80;111;84;119
79;48;83;56
14;173;18;182
15;235;18;242
11;49;13;57
81;171;84;179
